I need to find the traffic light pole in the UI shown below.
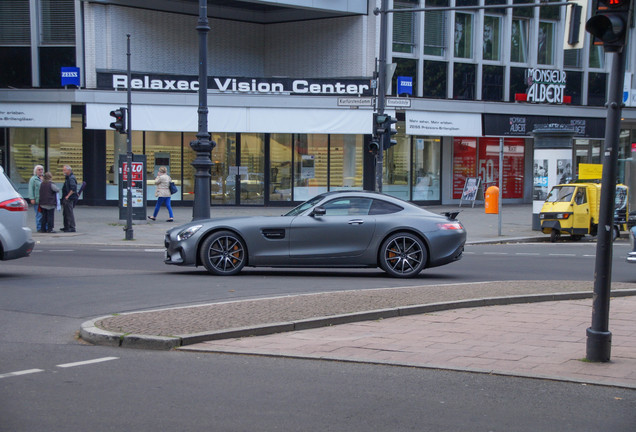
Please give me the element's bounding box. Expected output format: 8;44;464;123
190;0;214;221
124;34;134;240
374;0;389;193
586;49;626;362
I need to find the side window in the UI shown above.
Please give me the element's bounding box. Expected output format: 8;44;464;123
322;198;373;216
574;188;586;205
369;199;404;215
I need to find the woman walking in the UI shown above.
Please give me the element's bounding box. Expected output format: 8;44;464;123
148;166;174;222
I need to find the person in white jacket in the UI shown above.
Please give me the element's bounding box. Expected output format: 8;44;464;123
148;166;174;222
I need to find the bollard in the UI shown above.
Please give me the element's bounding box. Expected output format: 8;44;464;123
485;186;499;214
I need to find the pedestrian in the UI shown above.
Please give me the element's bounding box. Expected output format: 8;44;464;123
61;165;78;232
28;164;44;231
38;172;59;233
148;166;174;222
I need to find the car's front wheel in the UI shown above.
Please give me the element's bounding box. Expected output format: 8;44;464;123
199;230;247;276
379;232;427;278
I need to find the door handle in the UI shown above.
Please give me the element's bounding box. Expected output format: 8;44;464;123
348;219;364;225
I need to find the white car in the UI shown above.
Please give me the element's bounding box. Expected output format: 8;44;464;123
0;166;35;260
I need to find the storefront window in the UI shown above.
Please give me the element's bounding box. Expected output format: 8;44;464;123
196;132;237;205
483;15;501;61
383;126;410;201
48;114;83;185
144;131;182;199
479;138;525;198
240;133;265;205
412;136;441;201
452;137;477;199
294;134;328;202
454;13;473;58
8;128;45;196
106;130;143;200
270;133;293;202
329;135;364;191
510;19;528;63
537;21;555;65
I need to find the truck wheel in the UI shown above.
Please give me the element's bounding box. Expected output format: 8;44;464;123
550;230;560;243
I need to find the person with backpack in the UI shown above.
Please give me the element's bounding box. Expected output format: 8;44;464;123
38;172;59;233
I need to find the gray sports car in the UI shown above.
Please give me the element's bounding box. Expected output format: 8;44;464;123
164;191;466;278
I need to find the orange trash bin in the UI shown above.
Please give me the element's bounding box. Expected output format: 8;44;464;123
485;186;499;214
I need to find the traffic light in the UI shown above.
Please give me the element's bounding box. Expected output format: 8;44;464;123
374;113;389;135
109;107;127;134
586;0;633;52
368;138;380;154
382;115;398;151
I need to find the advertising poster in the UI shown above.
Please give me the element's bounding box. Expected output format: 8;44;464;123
452;138;477;199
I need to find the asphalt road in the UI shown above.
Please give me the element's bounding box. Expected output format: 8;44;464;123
1;241;635;431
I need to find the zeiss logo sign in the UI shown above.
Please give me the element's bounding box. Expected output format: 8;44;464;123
61;67;80;87
397;76;413;96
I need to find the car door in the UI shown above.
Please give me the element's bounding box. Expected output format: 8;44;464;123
572;187;591;233
289;197;376;260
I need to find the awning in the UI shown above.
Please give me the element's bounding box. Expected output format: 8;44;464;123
86;104;372;134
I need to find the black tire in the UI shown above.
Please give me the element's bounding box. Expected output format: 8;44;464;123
571;234;584;241
199;230;247;276
379;232;427;278
550;229;560;243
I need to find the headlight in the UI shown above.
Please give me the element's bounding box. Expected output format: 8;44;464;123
177;225;203;241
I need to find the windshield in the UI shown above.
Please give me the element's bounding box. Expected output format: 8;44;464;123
545;186;575;203
284;194;326;216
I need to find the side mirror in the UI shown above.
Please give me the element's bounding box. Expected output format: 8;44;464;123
311;206;326;217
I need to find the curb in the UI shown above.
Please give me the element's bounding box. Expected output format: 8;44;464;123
80;289;636;351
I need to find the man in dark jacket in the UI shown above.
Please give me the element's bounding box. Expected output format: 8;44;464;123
61;165;78;232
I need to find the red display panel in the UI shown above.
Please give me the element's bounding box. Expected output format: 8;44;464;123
452;138;477;199
478;138;525;199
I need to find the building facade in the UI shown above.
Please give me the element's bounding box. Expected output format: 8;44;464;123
1;0;635;208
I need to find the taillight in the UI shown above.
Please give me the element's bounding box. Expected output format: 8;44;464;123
0;197;29;212
437;221;463;230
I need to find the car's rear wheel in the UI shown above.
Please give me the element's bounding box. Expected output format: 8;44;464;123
199;230;246;276
379;232;427;278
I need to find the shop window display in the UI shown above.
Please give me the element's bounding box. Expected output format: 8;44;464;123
412;137;441;201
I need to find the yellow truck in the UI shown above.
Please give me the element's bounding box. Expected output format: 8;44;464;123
540;181;628;242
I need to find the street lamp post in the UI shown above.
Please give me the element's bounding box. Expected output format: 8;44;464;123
190;0;215;221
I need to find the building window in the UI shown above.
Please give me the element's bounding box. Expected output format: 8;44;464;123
565;71;582;105
0;0;31;88
454;13;473;58
511;19;529;63
393;58;417;96
329;135;364;190
509;67;526;101
383;124;410;201
412;136;441;201
423;60;447;98
589;44;604;69
393;0;418;54
537;21;555;65
0;47;31;87
424;0;447;56
453;63;476;100
482;65;504;101
564;49;582;68
588;72;607;106
39;46;76;88
483;15;501;61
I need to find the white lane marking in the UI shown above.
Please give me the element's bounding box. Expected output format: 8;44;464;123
144;249;165;253
549;253;577;257
0;369;44;379
49;249;74;252
515;252;540;256
56;357;119;369
483;252;508;255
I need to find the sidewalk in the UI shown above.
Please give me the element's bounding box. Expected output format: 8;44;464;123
34;204;636;389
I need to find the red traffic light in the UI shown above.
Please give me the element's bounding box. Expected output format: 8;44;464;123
586;0;632;52
109;107;127;134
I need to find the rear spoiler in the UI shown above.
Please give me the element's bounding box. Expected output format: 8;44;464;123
443;211;461;220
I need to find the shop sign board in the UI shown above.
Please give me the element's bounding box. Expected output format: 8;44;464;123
97;72;372;96
483;114;605;139
0;103;71;128
337;97;373;106
386;98;411;108
406;111;481;136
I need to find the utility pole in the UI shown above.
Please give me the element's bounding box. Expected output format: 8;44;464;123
124;34;133;240
373;0;389;193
